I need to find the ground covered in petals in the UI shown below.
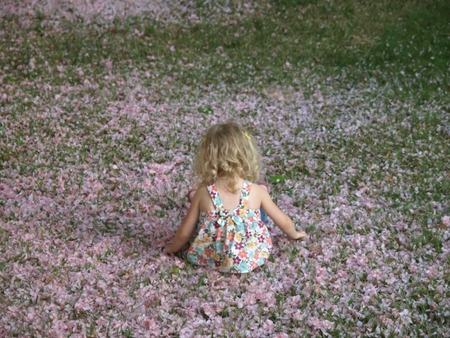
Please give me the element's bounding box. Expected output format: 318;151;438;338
1;1;449;337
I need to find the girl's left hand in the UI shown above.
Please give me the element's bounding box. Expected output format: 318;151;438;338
290;231;308;240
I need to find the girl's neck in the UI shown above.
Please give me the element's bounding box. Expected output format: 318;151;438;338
215;177;244;193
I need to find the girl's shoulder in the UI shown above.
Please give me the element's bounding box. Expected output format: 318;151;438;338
194;185;211;200
248;182;268;196
245;182;269;209
195;185;215;211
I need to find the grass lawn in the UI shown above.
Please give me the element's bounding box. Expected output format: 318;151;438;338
0;0;449;336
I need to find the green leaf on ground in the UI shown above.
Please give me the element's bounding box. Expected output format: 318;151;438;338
271;175;286;184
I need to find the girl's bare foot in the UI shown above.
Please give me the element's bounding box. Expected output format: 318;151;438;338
187;188;196;202
259;181;270;193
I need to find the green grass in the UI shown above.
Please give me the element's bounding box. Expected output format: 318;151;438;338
1;0;449;101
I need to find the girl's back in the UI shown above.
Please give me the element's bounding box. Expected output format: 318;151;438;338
197;178;265;211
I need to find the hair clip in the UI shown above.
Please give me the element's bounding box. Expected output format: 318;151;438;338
243;132;251;140
202;138;207;146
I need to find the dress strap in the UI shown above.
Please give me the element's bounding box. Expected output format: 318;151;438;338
238;181;252;209
207;184;224;211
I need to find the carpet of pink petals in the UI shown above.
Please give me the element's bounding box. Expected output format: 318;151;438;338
1;1;449;337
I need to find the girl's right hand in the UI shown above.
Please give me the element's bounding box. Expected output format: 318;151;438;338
163;243;174;254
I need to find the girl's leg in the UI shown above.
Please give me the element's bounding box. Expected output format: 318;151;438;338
259;182;269;224
260;209;268;224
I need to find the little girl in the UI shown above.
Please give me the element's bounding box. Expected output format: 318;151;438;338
163;122;307;273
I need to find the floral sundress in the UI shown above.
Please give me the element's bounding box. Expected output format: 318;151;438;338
186;181;272;273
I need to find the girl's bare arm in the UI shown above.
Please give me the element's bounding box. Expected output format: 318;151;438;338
257;186;307;240
163;191;200;254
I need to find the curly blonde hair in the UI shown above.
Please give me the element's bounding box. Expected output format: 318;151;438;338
194;122;261;193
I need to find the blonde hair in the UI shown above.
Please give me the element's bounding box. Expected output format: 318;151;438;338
194;122;261;193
